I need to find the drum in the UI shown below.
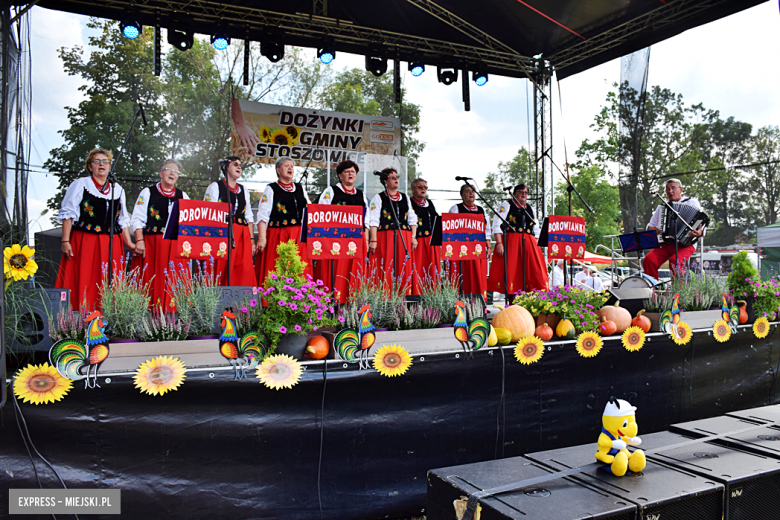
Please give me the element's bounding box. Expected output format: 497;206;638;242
619;274;653;289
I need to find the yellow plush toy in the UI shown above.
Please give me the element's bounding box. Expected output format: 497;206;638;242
594;397;646;476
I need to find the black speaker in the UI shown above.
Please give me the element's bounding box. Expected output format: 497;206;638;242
8;288;70;353
605;287;652;317
671;415;780;462
216;286;255;311
727;405;780;424
527;439;724;520
643;430;780;520
428;456;637;520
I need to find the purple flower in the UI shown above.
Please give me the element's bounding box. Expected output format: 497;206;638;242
329;306;335;313
303;304;310;312
754;292;758;297
265;287;275;294
250;299;257;307
582;321;588;327
338;316;345;323
286;278;294;284
294;324;302;332
279;326;287;333
278;300;286;306
241;306;248;313
313;326;318;331
270;274;278;279
289;303;298;311
317;280;324;286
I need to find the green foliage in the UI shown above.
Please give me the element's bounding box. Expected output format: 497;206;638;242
513;285;608;333
344;259;409;329
645;273;728;313
49;303;89;342
483;148;535;214
98;259;151;339
751;277;780;320
168;259;222;336
727;251;759;297
417;263;462;324
145;308;190;342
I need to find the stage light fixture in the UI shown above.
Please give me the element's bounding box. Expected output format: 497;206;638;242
167;28;194;51
437;66;458;85
365;55;388;77
211;31;230;50
473;70;488;86
318;43;335;64
261;40;285;63
409;61;425;77
121;18;142;39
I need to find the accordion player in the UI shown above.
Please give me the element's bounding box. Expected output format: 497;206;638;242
643;178;707;280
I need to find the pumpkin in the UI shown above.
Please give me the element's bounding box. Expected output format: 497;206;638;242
597;302;632;333
737;301;748;324
599;317;617;336
535;323;554;341
491;305;535;342
632;310;652;333
555;319;576;339
494;328;513;345
488;326;498;347
306;336;330;360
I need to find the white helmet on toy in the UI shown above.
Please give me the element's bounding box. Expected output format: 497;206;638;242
603;397;637;417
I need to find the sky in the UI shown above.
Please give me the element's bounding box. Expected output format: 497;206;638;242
23;1;780;237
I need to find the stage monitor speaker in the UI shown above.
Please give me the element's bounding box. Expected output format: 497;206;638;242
643;430;780;520
727;405;780;424
670;415;780;462
427;456;637;520
527;439;724;520
8;288;70;353
605;287;652;317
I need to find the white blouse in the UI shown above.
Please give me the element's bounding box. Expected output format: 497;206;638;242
257;183;310;224
491;200;540;237
130;184;190;232
368;193;417;228
58;176;131;229
448;204;492;240
204;181;254;224
318;183;369;228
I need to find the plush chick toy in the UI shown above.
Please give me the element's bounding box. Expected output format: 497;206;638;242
595;397;646;476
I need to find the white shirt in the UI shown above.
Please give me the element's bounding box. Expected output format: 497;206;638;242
575;271;603;291
256;182;310;224
491;200;540;237
318;183;369;229
647;196;703;231
368;193;417;228
552;265;564;287
205;181;255;224
58;176;131;229
131;184;190;232
448;204;492;241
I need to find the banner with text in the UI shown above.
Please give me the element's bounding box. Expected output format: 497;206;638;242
539;215;587;260
167;199;230;259
441;213;487;262
230;99;401;168
305;204;365;260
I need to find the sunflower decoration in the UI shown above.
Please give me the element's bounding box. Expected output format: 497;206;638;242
4;244;38;282
671;321;693;346
621;326;646;352
134;356;187;396
712;320;732;343
270;129;294;147
256;354;303;389
514;336;544;365
258;125;273;142
13;363;72;405
576;331;603;358
373;344;413;377
754;317;770;339
285;125;300;145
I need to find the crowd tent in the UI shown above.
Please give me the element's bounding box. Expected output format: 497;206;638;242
758;222;780;278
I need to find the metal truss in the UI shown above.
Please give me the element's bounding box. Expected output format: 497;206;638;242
533;64;553;220
312;0;327;18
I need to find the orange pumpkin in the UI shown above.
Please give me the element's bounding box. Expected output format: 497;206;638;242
535;323;554;341
306;336;330;360
737;301;748;324
597;302;632;333
492;305;535;342
632;310;652;333
599;317;617;336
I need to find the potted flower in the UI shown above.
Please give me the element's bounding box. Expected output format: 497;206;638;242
253;240;339;359
513;286;608;333
98;257;151;341
728;251;760;321
752;277;780;322
168;258;222;338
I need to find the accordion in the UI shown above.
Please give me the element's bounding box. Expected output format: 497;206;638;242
659;203;709;247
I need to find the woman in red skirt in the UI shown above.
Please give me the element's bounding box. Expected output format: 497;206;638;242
204;156;256;286
313;159;368;303
367;168;418;294
409;178;441;294
447;184;491;298
130;159;189;310
487;184;548;295
56;148;136;311
255;156;312;285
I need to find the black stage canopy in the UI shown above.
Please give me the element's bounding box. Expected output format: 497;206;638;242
25;0;764;79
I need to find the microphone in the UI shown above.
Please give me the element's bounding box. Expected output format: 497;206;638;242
503;186;514;192
454;176;472;182
138;101;148;126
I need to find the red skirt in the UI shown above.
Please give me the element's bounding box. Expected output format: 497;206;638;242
411;236;441;294
213;224;256;287
445;255;488;297
368;229;413;294
55;229;125;311
312;245;367;304
130;234;188;310
488;232;548;294
255;225;312;287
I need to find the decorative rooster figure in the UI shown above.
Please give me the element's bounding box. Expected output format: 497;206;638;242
659;292;681;337
219;309;266;380
334;304;376;369
453;300;491;355
721;293;740;334
49;310;110;389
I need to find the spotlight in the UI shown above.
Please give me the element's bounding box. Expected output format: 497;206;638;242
318;43;335;64
167;27;194;51
261;40;285;63
365;55;387;77
437;66;458;85
409;61;425;77
211;31;230;50
473;70;488;86
121;17;141;39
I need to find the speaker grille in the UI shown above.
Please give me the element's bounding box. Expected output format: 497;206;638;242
728;472;780;520
641;488;722;520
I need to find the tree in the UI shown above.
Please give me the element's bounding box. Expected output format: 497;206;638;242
745;126;780;229
482;147;535;216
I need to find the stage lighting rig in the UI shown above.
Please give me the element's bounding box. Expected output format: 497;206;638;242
365;55;387;77
261;40;285;63
409;60;425;77
121;17;142;39
437;65;458;85
318;40;336;64
473;70;488;86
211;30;230;50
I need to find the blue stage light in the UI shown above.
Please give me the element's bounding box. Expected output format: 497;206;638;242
211;32;230;50
121;19;141;39
473;71;488;86
409;61;424;77
318;46;335;64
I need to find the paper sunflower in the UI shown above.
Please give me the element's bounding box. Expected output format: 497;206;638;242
4;244;38;281
622;326;646;352
14;363;72;405
576;331;603;358
672;321;692;346
256;354;303;389
712;320;731;343
514;336;544;365
134;356;187;396
270;129;294;146
373;344;413;377
754;317;770;339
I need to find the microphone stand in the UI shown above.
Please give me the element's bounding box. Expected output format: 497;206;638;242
381;180;410;284
102;101;146;287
